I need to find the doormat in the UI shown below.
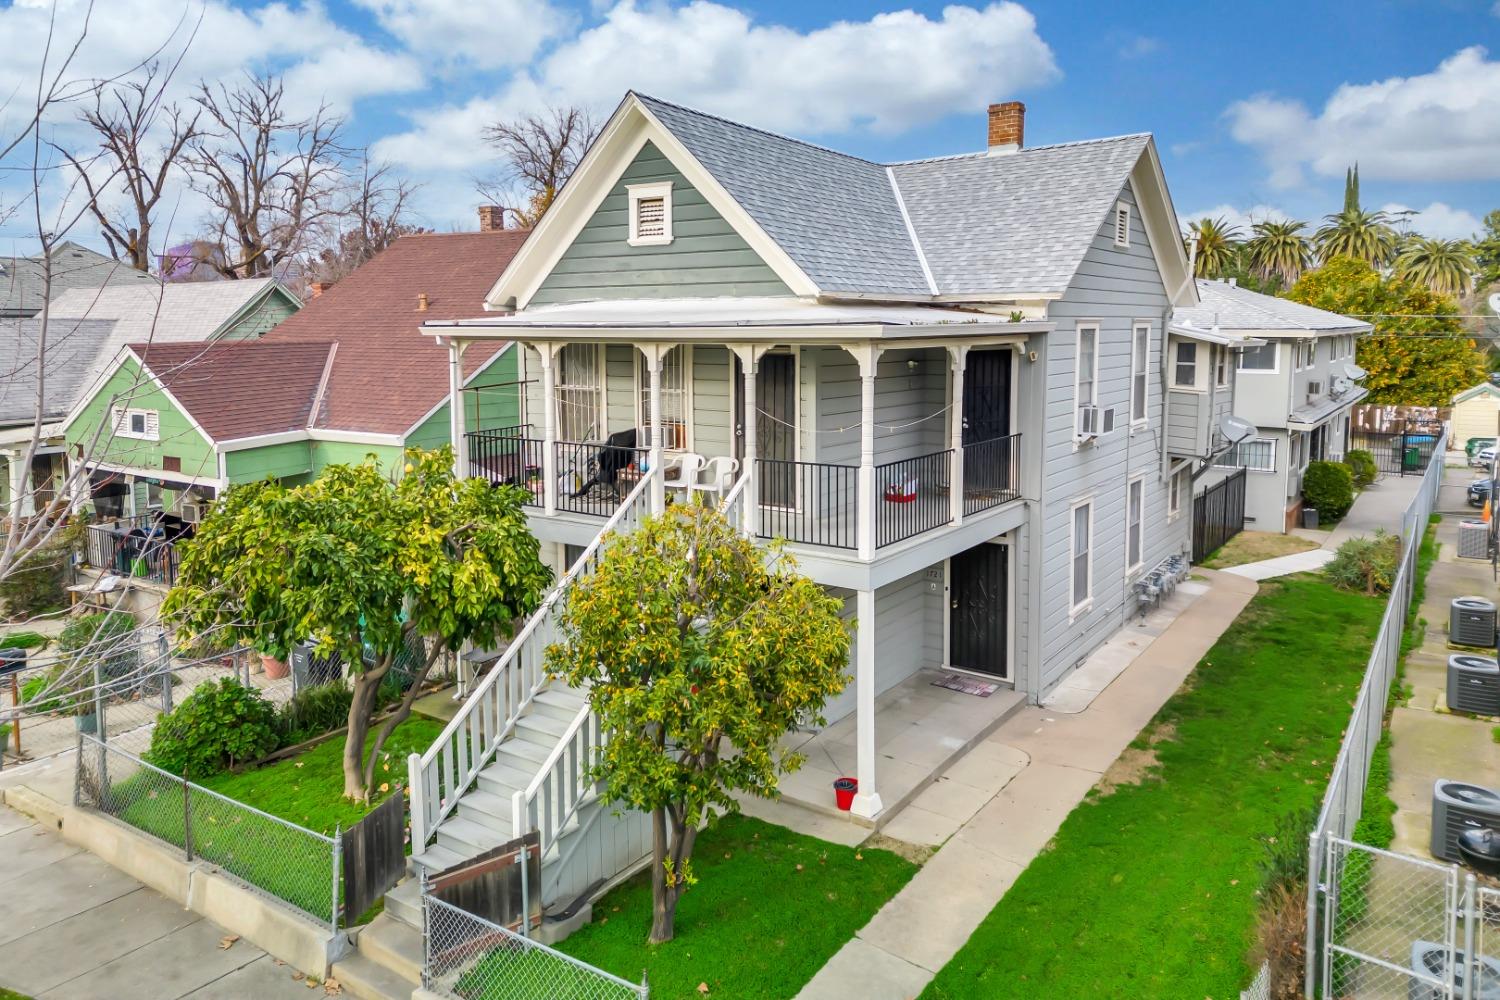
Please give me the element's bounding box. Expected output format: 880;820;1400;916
931;674;998;697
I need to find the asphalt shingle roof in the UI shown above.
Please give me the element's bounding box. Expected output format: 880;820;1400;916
1175;280;1370;334
0;317;117;425
632;94;1154;299
131;340;335;441
0;242;155;317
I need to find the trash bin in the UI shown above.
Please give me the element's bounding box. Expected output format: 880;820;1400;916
1302;507;1319;529
1403;445;1422;471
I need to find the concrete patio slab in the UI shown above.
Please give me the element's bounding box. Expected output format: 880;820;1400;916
1223;547;1335;580
793;936;933;1000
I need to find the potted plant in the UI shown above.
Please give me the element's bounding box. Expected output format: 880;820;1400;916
258;643;290;680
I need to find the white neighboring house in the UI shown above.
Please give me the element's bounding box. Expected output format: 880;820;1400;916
1183;279;1369;533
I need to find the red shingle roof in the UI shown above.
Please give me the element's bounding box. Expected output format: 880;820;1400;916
264;230;530;435
131;340;334;441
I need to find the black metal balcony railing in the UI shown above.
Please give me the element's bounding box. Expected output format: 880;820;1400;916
83;513;186;586
467;426;544;508
555;440;651;518
755;458;858;550
875;449;954;548
963;433;1022;516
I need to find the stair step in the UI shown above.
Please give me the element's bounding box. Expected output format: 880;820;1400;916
332;952;413;1000
516;711;572;741
354;912;423;984
437;815;512;855
459;789;515;824
476;767;530;799
495;736;553;767
410;842;466;875
383;878;423;931
531;688;588;720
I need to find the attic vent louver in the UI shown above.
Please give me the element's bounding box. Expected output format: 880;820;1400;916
636;198;666;238
1113;204;1131;248
627;181;673;247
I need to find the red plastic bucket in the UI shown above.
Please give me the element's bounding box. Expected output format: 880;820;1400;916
834;777;858;811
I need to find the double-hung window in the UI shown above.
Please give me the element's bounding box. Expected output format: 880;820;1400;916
1173;342;1198;388
1215;346;1230;388
111;406;159;441
1238;343;1276;372
1071;500;1093;612
555;344;603;442
1076;324;1098;437
1130;323;1149;425
1127;479;1143;572
637;346;690;450
1216;437;1277;472
1168;470;1184;518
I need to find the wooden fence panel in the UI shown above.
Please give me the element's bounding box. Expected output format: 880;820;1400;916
343;790;406;923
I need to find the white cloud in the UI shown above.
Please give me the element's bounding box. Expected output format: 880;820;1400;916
1179;203;1293;235
374;0;1059;172
1380;201;1484;240
1116;34;1161;60
1226;46;1500;187
352;0;569;70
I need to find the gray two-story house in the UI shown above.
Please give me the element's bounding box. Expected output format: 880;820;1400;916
397;93;1239;923
1183;280;1368;532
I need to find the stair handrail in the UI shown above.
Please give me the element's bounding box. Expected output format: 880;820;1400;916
717;468;751;531
408;466;660;850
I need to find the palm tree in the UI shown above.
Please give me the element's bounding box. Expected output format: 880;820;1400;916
1314;208;1398;266
1393;237;1475;297
1186;217;1243;279
1245;220;1311;286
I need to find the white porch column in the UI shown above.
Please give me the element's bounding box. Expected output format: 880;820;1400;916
731;345;760;536
851;587;883;819
644;345;666;514
447;338;468;480
851;346;881;561
948;345;968;527
538;344;558;516
5;451;31;519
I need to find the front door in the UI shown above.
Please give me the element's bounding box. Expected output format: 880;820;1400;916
949;542;1008;678
962;349;1011;444
757;353;797;507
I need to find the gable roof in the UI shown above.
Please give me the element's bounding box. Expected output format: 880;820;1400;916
130;340;335;442
1453;382;1500;405
0;242;156;318
1175;280;1370;336
489;93;1193;309
264;230;528;436
0;317;118;426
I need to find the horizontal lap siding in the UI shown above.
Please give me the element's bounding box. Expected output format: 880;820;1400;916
813;347;948;468
67;358;217;480
1035;179;1183;696
224;440;311;483
1167;390;1205;454
822;568;944;725
531;142;790;305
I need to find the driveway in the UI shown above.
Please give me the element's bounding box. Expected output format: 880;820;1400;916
0;805;319;999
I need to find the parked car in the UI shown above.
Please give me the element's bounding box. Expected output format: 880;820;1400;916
1478;445;1499;469
1467;437;1497;464
1469;478;1498;507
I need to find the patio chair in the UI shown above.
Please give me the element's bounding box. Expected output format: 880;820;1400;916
697;456;740;499
663;453;708;493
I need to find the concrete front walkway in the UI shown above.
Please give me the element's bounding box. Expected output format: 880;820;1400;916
0;805;314;999
794;569;1259;1000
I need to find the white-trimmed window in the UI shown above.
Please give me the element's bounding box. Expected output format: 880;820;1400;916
1113;202;1131;247
636;345;691;450
1127;478;1144;572
1130;323;1149;425
1173;341;1198;388
1215;346;1230;387
1298;340;1315;369
555;343;603;442
1071;500;1093;612
1168;469;1185;518
1075;324;1098;437
111;406;159;441
1216;437;1277;472
627;181;673;246
1238;343;1277;372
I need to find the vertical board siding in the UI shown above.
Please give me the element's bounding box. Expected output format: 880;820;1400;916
531;141;791;304
1033;179;1184;696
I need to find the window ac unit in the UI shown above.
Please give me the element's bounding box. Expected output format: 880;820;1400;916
1076;405;1100;441
179;500;206;524
1306;380;1324;400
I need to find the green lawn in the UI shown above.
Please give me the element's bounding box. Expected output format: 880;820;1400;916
920;575;1388;999
556;814;917;1000
0;988;36;1000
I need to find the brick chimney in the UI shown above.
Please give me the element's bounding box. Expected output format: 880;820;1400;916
308;281;329;298
416;292;429;312
477;205;506;232
987;101;1025;154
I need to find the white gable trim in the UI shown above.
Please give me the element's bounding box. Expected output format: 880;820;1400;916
59;347;216;452
484;95;819;311
1129;141;1196;308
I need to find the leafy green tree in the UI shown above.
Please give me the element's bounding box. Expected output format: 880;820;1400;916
548;504;849;944
1474;209;1500;291
1314;208;1397;267
1342;164;1361;214
1245;220;1311;287
1288;256;1486;405
1394;237;1475;297
1186;216;1243;278
164;448;550;799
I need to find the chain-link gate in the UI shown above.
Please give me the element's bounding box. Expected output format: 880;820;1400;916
1324;836;1461;998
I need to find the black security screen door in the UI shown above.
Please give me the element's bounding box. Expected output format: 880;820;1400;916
950;543;1008;678
962;349;1011;444
757;353;796;507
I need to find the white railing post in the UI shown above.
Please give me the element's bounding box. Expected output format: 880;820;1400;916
645;346;666;516
733;346;759;537
448;338;469;480
853;347;880;561
539;345;558;516
948;345;967;526
408;752;428;849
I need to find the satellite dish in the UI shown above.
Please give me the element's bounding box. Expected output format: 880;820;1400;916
1219;414;1256;445
1343;362;1367;380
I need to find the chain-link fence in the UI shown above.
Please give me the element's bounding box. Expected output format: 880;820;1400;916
423;894;648;1000
1241;961;1271;1000
74;734;340;929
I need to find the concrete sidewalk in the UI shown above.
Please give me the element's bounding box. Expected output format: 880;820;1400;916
794;569;1259;1000
0;806;316;999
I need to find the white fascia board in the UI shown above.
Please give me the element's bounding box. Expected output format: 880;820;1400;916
1130;142;1197;308
1167;324;1267;348
217;430;309;452
307;429;406;447
485;96;820;311
85;458;225;490
419;321;1047;344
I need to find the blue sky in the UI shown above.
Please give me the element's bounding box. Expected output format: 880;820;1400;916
2;0;1498;250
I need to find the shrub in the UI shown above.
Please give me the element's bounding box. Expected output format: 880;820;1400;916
0;631;48;650
1324;530;1400;595
1343;449;1378;489
1303;460;1355;522
276;680;354;747
0;556;70;619
58;611;138;681
147;677;279;779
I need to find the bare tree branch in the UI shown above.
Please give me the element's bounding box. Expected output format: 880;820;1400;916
478;105;598;228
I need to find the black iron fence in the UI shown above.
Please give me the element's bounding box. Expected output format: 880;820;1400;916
467;427;544;507
1192;467;1247;562
555;440;651;518
82;513;187;586
962;433;1022;516
755;458;857;549
875;450;952;548
1349;430;1441;478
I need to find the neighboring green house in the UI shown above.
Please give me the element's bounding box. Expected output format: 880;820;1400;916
62;228;531;522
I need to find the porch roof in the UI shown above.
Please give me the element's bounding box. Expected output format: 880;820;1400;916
426;297;1050;343
1166;321;1266;348
1287;385;1369;431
